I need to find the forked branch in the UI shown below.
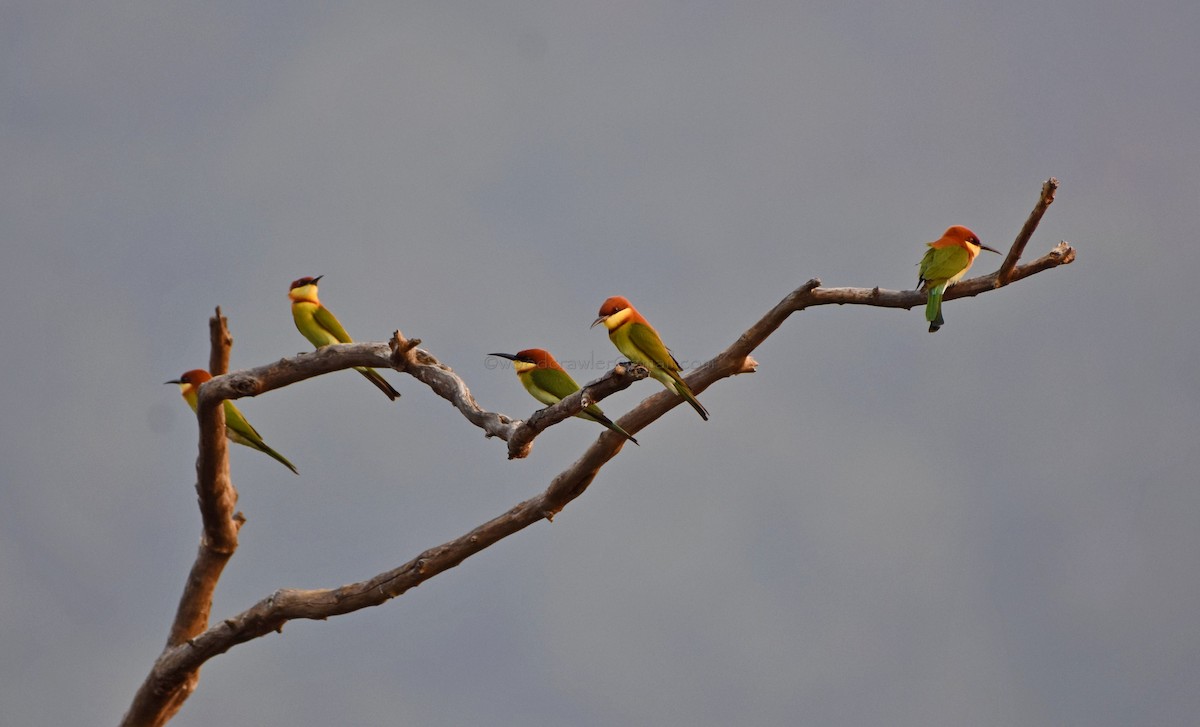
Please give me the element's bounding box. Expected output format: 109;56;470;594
123;179;1075;727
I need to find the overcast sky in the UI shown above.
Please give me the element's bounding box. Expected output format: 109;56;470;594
4;2;1200;725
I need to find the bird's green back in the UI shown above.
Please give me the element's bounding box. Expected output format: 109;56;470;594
919;245;971;283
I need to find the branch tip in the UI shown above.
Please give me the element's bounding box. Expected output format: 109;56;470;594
388;331;419;371
208;307;233;376
996;178;1062;284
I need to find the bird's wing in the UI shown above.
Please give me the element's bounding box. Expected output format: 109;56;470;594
313;305;354;343
917;247;936;285
223;401;264;443
629;321;682;372
532;368;583;402
919;245;971;283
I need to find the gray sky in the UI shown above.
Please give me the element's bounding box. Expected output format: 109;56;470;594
4;2;1199;725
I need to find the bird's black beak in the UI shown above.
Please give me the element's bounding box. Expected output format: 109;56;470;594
590;316;606;329
489;352;519;361
165;379;182;385
311;274;324;284
980;243;1001;254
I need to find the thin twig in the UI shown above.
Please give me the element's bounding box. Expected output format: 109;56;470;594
207;306;232;376
998;178;1058;284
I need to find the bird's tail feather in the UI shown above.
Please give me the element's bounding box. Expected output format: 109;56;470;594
598;416;640;445
355;366;401;400
263;445;300;475
669;372;709;421
581;409;639;445
926;283;946;333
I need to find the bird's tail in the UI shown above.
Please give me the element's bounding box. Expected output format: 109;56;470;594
260;443;300;475
226;424;300;475
238;439;297;479
925;282;947;333
587;411;639;445
667;370;709;421
355;366;401;400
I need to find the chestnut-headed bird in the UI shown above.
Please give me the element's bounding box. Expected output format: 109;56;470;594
591;296;708;420
491;348;638;445
917;226;1000;333
166;369;299;474
288;276;400;400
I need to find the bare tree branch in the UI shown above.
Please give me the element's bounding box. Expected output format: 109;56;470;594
188;332;651;461
126;313;241;727
207;306;232;376
803;240;1075;312
192;217;1077;462
999;178;1058;284
124;180;1077;726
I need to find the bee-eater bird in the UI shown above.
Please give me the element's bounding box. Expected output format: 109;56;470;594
490;348;639;445
917;225;1000;333
288;275;400;400
591;296;709;421
166;369;299;475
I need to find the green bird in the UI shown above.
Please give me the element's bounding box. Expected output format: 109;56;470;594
490;348;638;445
917;225;1001;333
167;369;299;474
288;275;400;400
591;296;708;420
